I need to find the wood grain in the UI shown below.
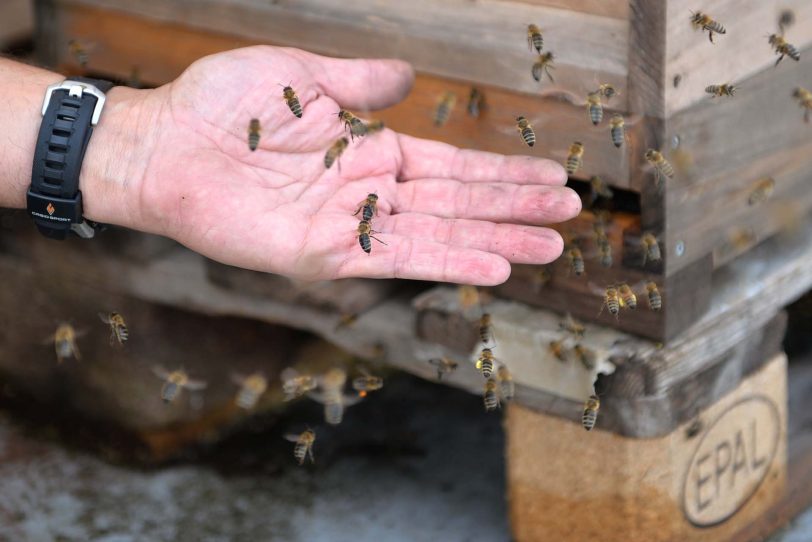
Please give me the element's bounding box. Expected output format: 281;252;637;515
499;0;629;20
0;0;33;46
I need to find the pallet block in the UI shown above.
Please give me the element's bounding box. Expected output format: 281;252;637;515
506;353;787;542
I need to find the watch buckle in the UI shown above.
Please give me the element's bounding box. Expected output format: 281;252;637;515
41;80;107;125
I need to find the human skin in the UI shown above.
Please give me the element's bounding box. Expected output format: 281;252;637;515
0;46;581;285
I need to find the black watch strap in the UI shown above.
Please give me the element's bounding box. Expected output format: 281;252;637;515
27;77;113;240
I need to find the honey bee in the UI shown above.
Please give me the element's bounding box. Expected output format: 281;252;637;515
364;119;386;135
324;137;349;170
282;84;303;118
532;52;555;83
458;285;482;311
596;285;622;318
334;312;359;331
352;367;384;398
281;367;318;401
705;84;737;98
467;87;486;118
565;142;584;176
50;323;81;364
428;357;459;380
617;283;637;310
548;340;569;362
609;115;625;148
768;34;800;65
748;177;776;205
582;394;600;431
248;118;261;151
589;176;614;206
559;313;585;339
567;247;585;276
496;366;514;401
515;116;536;147
434;92;457;126
353;193;379;222
527;24;543;53
338;110;367;140
596;236;613;268
596;83;618;100
478;313;495;345
690;12;726;43
98;312;129;345
284;429;316;465
531;267;552;293
151;366;207;404
231;372;268;410
309;368;363;425
644;149;674;188
483;378;501;411
645;281;662;312
793;87;812;123
586;92;603;125
476;348;496;378
572;344;597;370
641;233;662;266
357;220;386;254
68;39;89;67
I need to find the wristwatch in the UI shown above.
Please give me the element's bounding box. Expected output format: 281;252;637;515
26;77;113;240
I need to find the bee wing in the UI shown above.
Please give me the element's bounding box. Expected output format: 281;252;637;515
587;282;609;296
151;365;170;380
280;367;300;381
184;378;208;391
357;366;371;377
628;280;650;293
283;433;302;443
98;312;111;324
342;393;364;407
307;391;328;404
230;372;247;386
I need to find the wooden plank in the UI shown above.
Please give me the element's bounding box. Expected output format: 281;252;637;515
627;0;667;118
663;0;812;117
507;353;787;542
50;2;639;188
58;0;629;103
0;0;33;47
497;0;629;20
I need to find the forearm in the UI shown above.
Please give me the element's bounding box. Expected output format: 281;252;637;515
0;58;157;230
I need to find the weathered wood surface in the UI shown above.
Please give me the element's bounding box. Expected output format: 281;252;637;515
507;354;787;542
0;0;33;47
503;0;629;20
55;0;629;102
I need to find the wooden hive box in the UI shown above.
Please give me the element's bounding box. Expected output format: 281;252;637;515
32;0;812;343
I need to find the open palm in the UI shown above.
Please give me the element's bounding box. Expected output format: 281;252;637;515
136;46;580;285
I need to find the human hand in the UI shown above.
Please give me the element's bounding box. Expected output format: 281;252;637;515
86;46;580;285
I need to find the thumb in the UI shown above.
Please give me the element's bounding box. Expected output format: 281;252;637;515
313;55;415;111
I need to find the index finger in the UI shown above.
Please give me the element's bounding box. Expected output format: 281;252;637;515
397;134;568;185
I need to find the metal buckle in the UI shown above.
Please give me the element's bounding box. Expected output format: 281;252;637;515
41;80;107;125
71;221;96;239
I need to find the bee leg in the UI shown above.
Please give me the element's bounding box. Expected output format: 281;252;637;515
708;31;714;43
369;234;388;246
352;204;363;216
805;109;810;124
546;68;555;83
775;55;783;67
308;447;316;464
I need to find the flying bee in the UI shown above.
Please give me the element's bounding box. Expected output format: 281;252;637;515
338;110;367;140
690;12;726;43
428;357;459;380
527;24;543;53
582;394;600;431
364;119;385;135
231;372;269;410
705;84;737;98
309;368;362;425
284;429;316;465
609;115;626;148
496;366;514;401
151;366;207;404
68;39;90;67
640;232;662;266
98;312;129;345
434;92;456;126
617;283;637;310
567;247;585;276
515;116;536;147
483;378;501;411
596;83;618;100
593;285;622;318
548;340;569;362
353;193;379;222
559;313;585;339
748;177;776;205
324;137;349;170
476;348;496;378
357;220;386;254
596;235;613;268
793;87;812;123
589;176;614;206
351;367;384;398
458;285;482;311
281;368;318;401
478;313;495;345
281;84;303;118
644;149;674;189
248;118;261;151
572;344;597;370
50;323;81;364
565;142;584;176
467;87;486;118
586;92;603;125
645;281;662;312
532;52;555;83
768;34;800;65
531;267;552;293
334;312;358;331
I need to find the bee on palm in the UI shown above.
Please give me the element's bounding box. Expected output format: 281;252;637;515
356;220;386;254
324;137;349;170
99;312;129;345
152;366;207;404
353;193;379;222
338;110;367;140
364;119;385;135
247;118;261;151
281;84;303;118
